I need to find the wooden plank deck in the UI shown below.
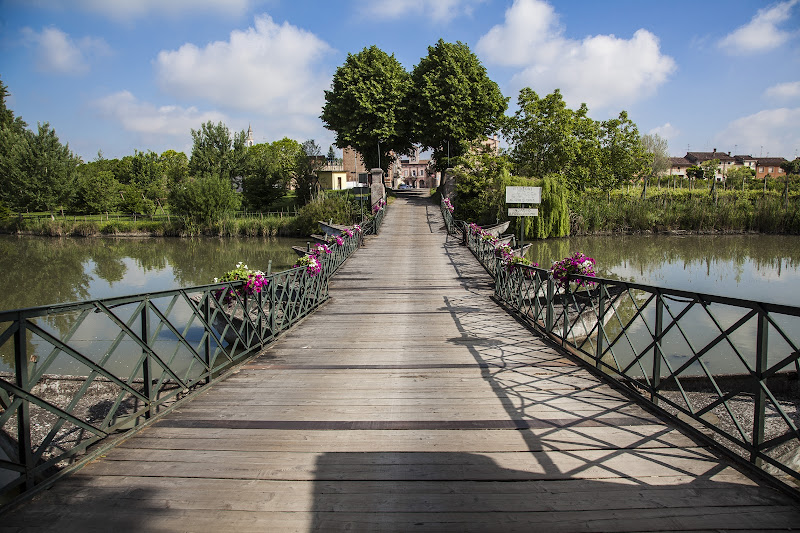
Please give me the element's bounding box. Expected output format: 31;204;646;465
3;192;800;532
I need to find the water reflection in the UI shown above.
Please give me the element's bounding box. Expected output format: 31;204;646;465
0;235;307;311
525;234;800;306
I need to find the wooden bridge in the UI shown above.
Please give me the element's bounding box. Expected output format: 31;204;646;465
4;193;800;531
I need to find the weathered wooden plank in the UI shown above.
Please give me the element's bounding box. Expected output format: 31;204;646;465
4;194;798;531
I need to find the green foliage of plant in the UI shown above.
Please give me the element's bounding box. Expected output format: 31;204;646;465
568;188;800;235
290;195;360;236
170;175;242;226
409;40;507;173
321;45;413;174
531;175;569;239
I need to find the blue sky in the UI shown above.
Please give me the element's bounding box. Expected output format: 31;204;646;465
1;0;799;162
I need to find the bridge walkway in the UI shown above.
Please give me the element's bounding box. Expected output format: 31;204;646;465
4;192;800;531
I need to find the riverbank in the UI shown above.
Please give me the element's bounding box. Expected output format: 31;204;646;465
0;193;390;238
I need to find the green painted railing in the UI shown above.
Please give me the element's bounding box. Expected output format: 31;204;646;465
0;206;386;506
443;198;800;492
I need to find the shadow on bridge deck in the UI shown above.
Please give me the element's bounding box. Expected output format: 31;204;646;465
3;192;799;531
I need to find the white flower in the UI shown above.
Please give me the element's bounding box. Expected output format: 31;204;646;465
213;277;219;283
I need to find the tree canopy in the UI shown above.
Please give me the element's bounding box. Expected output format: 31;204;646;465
320;45;413;174
408;39;507;171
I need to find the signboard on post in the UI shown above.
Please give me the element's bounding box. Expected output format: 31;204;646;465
505;186;541;251
508;207;539;217
506;186;541;204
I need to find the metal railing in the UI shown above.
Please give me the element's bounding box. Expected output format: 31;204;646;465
443;199;800;492
0;205;386;506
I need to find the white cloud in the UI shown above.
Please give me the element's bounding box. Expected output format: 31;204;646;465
356;0;486;22
476;0;676;111
718;0;800;55
765;81;800;100
649;123;679;141
94;91;227;137
715;108;800;158
20;26;110;75
155;14;332;118
14;0;253;20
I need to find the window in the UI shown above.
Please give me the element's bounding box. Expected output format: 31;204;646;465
759;167;764;173
768;167;773;173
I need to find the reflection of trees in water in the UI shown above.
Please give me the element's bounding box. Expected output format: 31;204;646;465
0;236;93;309
0;235;306;369
0;235;306;312
527;234;800;286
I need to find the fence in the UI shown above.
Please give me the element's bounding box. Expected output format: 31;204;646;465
442;198;800;492
0;205;386;506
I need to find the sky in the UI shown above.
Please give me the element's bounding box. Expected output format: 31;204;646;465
1;0;799;163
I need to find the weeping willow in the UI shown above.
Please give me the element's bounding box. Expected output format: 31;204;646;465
530;174;569;239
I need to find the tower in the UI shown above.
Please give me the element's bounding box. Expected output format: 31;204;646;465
245;124;254;147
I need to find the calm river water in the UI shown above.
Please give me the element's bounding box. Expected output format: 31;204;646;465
0;233;797;376
0;233;797;311
524;234;800;307
0;235;309;311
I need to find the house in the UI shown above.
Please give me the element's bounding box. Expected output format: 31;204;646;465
684;149;737;181
755;157;788;181
342;146;401;188
316;162;349;191
668;157;692;179
398;147;434;189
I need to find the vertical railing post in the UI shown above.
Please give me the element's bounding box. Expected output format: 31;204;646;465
204;294;211;384
141;300;152;419
257;289;264;345
243;293;250;348
752;307;769;466
652;293;663;405
534;272;541;327
595;283;606;369
14;315;34;490
546;277;554;333
562;279;570;345
270;272;277;336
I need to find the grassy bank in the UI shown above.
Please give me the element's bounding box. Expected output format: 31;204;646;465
0;192;378;237
570;188;800;235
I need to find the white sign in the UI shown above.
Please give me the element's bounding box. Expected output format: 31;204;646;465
505;186;541;204
508;208;539;217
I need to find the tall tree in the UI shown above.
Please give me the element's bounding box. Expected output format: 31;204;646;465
189;121;247;187
321;46;413;173
504;88;577;178
639;133;669;198
295;140;325;205
160;149;189;191
568;104;602;191
408;40;507;172
598;111;647;192
8;123;81;212
242;139;297;211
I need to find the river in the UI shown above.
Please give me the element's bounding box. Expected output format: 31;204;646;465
0;235;309;311
0;234;798;311
523;234;800;307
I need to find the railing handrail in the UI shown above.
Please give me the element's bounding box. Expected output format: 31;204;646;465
0;203;387;507
443;197;800;496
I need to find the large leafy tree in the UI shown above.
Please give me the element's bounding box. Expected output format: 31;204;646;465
294;140;325;205
598;111;647;192
5;123;81;212
639;132;670;198
242;138;302;211
321;45;413;173
2;78;81;212
408;39;507;172
189;121;247;187
504;88;577;178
